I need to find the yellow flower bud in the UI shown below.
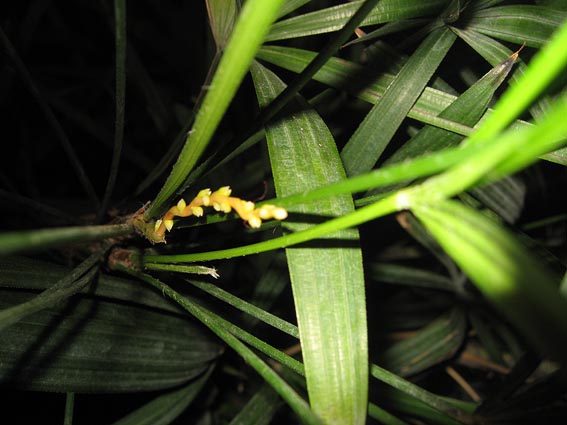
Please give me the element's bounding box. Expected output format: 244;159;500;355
216;186;232;196
164;219;174;232
191;206;204;217
176;198;187;213
248;216;262;228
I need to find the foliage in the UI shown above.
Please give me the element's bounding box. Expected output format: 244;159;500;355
1;0;567;423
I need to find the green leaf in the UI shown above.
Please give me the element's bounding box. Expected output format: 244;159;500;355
241;253;289;329
98;0;127;222
277;0;312;19
467;310;509;366
377;387;471;425
266;0;448;41
185;279;299;338
467;176;526;224
412;199;567;361
343;19;426;47
229;384;282;425
367;402;409;425
0;256;183;314
368;262;455;292
206;0;237;50
379;308;467;377
147;0;286;219
0;290;220;392
341;25;457;175
395;212;459;279
397;89;567;213
371;363;473;423
464;5;567;48
384;49;516;165
536;0;567;11
251;62;368;424
451;26;552;119
461;15;567;147
0;252;102;332
112;366;214;425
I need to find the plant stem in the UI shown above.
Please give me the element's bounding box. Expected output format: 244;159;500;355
0;223;133;255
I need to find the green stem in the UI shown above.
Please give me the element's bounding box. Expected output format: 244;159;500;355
64;393;75;425
0;223;133;255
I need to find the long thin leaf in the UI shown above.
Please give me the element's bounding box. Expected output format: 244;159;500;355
368;402;409;425
462;17;567;146
184;279;299;338
368;262;455;292
341;25;457;175
464;5;567;48
451;26;552;119
277;0;312;19
112;366;214;425
229;384;282;425
396;86;567;209
379;308;467;377
251;61;367;424
97;0;127;222
206;0;237;50
266;0;448;41
371;364;473;423
384;50;516;166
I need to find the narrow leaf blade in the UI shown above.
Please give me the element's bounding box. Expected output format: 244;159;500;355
266;0;448;41
251;61;368;424
464;5;567;48
341;25;457;175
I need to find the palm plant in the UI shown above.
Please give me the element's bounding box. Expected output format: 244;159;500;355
1;0;567;423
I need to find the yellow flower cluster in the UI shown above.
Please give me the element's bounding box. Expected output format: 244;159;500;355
153;186;288;237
